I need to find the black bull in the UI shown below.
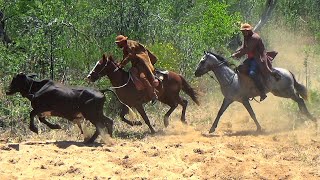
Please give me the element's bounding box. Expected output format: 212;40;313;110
6;73;113;143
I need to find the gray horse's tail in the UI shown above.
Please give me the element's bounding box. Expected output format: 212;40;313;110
180;75;200;105
290;71;308;100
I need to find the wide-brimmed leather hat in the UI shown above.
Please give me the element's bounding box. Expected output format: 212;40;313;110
115;35;128;42
240;23;253;31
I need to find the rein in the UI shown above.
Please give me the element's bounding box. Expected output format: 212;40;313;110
94;59;132;90
108;72;132;89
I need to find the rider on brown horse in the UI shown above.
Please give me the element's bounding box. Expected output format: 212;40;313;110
115;35;159;102
231;23;280;102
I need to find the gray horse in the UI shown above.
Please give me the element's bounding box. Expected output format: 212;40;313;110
195;51;316;133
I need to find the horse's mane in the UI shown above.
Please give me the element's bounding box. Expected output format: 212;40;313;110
105;54;114;61
208;51;235;68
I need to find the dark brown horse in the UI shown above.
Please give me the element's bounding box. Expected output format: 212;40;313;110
87;54;199;134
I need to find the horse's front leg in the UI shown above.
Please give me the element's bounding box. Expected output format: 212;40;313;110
135;105;156;134
242;99;262;132
119;105;142;126
209;98;233;133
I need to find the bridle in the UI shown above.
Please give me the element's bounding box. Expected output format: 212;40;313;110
92;58;131;89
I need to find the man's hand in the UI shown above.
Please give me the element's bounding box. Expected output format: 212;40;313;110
128;53;135;58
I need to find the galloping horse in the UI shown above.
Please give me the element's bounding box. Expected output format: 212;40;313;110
87;54;199;134
195;51;316;133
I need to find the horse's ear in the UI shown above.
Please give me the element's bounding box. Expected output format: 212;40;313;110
102;53;107;60
108;55;114;61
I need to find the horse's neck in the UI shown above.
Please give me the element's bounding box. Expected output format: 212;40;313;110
107;69;130;87
211;65;237;87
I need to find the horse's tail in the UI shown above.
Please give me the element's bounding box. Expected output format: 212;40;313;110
290;71;308;100
180;75;200;105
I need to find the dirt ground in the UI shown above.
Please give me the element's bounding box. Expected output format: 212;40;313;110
0;95;319;180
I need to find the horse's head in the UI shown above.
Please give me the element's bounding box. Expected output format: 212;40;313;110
6;73;36;95
87;54;117;82
195;51;228;77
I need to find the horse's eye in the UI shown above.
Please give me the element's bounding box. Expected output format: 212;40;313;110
99;60;104;64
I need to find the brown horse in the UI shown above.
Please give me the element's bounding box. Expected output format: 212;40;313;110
87;54;199;134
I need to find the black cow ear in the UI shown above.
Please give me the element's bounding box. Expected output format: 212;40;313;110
102;53;107;60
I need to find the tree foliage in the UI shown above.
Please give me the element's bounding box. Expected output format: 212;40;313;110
1;0;319;133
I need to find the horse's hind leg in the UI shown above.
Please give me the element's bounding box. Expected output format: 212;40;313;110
120;105;142;126
180;99;188;123
291;95;316;122
209;98;233;133
242;100;262;132
164;104;177;127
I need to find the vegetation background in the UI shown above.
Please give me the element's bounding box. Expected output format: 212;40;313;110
0;0;320;139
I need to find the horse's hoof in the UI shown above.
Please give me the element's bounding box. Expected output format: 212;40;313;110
53;124;62;129
84;139;94;144
209;128;215;133
181;120;187;124
30;127;39;134
133;121;143;126
164;119;169;127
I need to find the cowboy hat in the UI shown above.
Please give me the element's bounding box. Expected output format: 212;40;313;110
115;35;128;42
240;23;253;31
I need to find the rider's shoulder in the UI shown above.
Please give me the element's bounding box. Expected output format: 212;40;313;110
251;32;261;39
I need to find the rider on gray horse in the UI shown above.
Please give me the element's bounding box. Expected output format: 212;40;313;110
231;23;280;102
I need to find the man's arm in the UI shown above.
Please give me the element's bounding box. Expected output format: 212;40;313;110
232;35;259;58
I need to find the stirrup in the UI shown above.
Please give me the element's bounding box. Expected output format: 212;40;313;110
150;94;158;105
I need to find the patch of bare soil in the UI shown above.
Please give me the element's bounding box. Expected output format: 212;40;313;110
1;94;319;179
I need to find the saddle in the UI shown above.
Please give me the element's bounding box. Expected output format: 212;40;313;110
236;51;278;90
131;69;169;91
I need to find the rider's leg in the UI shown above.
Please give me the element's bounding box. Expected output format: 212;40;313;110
248;59;267;102
139;72;158;102
264;59;281;81
129;67;144;90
